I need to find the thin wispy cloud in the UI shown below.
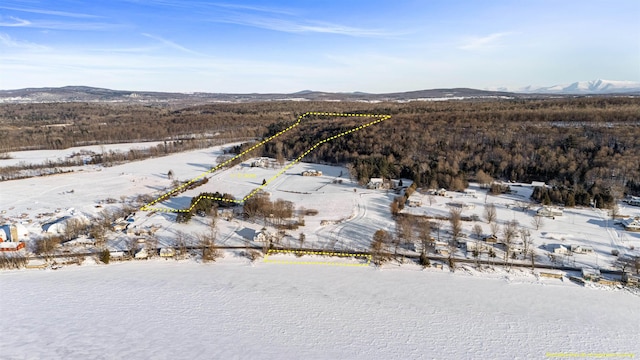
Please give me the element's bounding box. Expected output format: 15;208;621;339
217;15;392;37
0;16;31;27
141;33;201;55
0;32;49;50
459;32;512;50
212;3;296;16
0;6;100;18
90;45;160;54
123;0;295;15
0;16;122;31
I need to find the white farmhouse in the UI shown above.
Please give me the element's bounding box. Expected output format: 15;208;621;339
134;249;149;259
253;228;272;242
537;206;563;218
570;245;594;254
622;217;640;232
367;178;385;189
552;244;569;255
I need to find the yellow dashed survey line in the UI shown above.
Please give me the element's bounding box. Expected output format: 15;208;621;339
264;249;372;267
140;112;392;213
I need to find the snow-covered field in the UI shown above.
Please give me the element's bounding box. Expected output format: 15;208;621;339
2;142;640;358
0;141;165;167
2;140;639;270
1;258;638;359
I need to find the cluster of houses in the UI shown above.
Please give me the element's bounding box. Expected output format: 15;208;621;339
575;267;639;287
107;247;177;261
465;235;525;255
550;244;595;255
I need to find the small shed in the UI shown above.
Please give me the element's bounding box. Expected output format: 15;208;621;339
435;245;450;257
622;272;640;285
582;267;601;281
483;234;498;244
134;249;149;259
160;247;176;258
406;192;423;207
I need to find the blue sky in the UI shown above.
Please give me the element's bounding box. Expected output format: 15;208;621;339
0;0;638;93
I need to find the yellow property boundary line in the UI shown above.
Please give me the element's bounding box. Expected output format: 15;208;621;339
264;249;372;267
141;112;392;213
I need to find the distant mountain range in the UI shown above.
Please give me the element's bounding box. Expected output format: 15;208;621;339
0;80;637;104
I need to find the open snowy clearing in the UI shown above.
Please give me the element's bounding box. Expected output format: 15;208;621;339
0;141;165;167
1;258;638;359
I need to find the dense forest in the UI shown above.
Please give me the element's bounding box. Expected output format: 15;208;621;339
255;98;640;205
2;98;639;205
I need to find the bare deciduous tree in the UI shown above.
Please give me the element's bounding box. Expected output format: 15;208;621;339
395;216;413;243
63;218;86;242
198;218;220;262
610;203;620;221
449;208;463;244
531;215;544;230
299;232;306;248
371;229;390;266
472;223;483;240
614;255;640;274
520;228;533;259
476;170;493;189
428;194;436;206
127;237;139;257
418;220;432;254
490;222;501;237
432;219;442;242
89;215;108;249
484;203;497;224
502;220;519;262
175;231;188;259
275;142;285;167
34;235;62;261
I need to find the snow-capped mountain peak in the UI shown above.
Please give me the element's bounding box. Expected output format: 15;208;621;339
520;79;640;94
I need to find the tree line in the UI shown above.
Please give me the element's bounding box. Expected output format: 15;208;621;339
3;98;639;202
